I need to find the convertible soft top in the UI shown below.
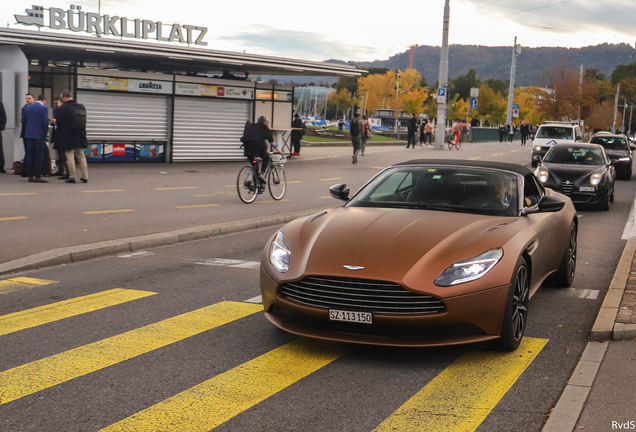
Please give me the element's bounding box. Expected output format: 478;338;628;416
395;159;534;176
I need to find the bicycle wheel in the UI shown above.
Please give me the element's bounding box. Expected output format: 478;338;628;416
268;165;287;200
456;140;461;150
237;166;259;204
447;139;453;150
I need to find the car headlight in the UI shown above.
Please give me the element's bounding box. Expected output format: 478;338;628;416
435;248;504;287
535;146;542;151
270;232;290;272
590;173;602;186
538;170;549;183
619;157;631;161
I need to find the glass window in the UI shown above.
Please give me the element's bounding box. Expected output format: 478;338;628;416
537;127;574;140
348;167;519;216
590;136;628;150
543;146;606;165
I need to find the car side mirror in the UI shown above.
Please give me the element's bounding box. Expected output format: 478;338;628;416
330;184;350;201
537;195;565;212
610;159;619;166
533;155;542;163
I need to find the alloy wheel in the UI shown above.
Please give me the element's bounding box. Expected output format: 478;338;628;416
511;265;529;342
567;229;577;280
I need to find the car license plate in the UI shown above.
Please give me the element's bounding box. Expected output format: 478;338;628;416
579;186;595;192
329;310;372;324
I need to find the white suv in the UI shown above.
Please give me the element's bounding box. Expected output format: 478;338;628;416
531;122;583;167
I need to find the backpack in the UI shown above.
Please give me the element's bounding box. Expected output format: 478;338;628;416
301;122;306;136
70;103;87;130
350;119;359;136
240;122;264;154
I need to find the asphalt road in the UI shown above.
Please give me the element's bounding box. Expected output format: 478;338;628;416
0;142;533;263
1;159;635;431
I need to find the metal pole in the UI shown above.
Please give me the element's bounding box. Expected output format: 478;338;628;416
395;72;400;134
579;64;583;121
622;98;628;133
629;103;633;135
434;0;451;150
613;83;620;133
506;36;518;124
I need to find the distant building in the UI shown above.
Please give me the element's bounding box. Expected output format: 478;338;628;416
372;109;412;129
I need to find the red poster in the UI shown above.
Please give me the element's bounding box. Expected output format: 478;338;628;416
113;144;125;156
217;86;225;97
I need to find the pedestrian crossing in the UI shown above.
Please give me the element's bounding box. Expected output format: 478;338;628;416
0;277;57;295
0;286;549;432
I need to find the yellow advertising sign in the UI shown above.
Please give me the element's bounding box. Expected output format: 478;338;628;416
202;85;217;97
109;78;128;91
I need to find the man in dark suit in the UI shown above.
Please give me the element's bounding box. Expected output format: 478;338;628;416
53;91;88;183
21;94;49;183
0;101;6;173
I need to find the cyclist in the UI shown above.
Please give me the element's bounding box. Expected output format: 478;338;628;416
241;116;284;183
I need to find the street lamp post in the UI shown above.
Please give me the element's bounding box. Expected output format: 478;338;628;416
506;37;520;124
434;0;451;150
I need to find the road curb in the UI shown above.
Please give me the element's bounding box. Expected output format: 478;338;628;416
590;238;636;341
542;238;636;432
0;206;330;276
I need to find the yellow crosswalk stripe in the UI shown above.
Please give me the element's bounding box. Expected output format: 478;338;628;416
0;301;261;406
0;289;156;337
0;277;57;295
101;338;348;432
374;337;548;432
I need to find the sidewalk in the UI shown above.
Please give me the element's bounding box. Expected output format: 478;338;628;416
543;239;636;432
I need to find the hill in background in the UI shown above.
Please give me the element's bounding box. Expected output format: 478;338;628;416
261;43;636;87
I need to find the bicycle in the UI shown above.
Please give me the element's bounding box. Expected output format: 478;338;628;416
237;153;287;204
447;131;461;150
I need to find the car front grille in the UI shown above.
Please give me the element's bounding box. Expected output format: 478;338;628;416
562;181;574;196
280;276;445;315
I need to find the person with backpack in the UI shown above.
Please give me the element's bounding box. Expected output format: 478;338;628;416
240;116;283;183
53;90;88;183
349;113;364;164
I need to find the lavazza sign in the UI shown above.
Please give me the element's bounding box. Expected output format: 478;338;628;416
14;5;208;46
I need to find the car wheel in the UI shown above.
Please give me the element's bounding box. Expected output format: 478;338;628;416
599;191;611;211
549;221;577;288
490;257;529;352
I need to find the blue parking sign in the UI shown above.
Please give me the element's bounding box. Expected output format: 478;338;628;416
470;97;478;110
513;103;520;110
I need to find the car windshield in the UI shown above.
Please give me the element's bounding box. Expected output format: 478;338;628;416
590;136;628;150
347;166;519;217
543;147;606;165
537;127;574;140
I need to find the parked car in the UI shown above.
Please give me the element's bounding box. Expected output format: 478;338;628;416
589;133;634;180
531;121;583;167
534;143;616;210
261;160;578;351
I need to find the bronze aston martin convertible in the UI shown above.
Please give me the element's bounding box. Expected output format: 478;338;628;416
260;160;577;351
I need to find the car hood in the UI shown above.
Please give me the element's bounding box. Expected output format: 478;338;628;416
542;163;606;183
281;207;530;294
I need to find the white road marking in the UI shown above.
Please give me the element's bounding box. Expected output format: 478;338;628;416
245;295;263;304
193;258;260;269
622;192;636;239
118;251;155;258
562;288;600;300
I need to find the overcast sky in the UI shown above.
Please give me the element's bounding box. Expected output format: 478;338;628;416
3;0;635;62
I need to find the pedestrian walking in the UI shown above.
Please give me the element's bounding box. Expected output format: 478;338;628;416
424;120;434;146
508;123;515;144
54;90;88;184
20;94;35;171
350;113;364;164
21;94;50;183
419;118;428;146
0;100;6;173
520;121;529;146
498;124;505;143
338;118;345;134
361;114;371;156
291;113;304;156
406;113;417;148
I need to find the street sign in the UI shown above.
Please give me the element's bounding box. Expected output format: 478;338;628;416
470;88;479;98
470;97;478;110
437;88;447;104
512;108;520;118
513;103;520;110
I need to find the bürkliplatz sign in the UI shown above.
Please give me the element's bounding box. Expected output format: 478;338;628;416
14;4;208;45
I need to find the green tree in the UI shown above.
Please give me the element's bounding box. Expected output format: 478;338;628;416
451;69;479;101
484;78;509;99
612;62;636;84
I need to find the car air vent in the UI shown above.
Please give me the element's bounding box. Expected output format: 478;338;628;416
561;182;574;196
310;212;328;223
481;223;507;234
281;276;446;315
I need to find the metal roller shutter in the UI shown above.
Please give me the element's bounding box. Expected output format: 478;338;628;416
172;97;251;161
76;91;170;141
